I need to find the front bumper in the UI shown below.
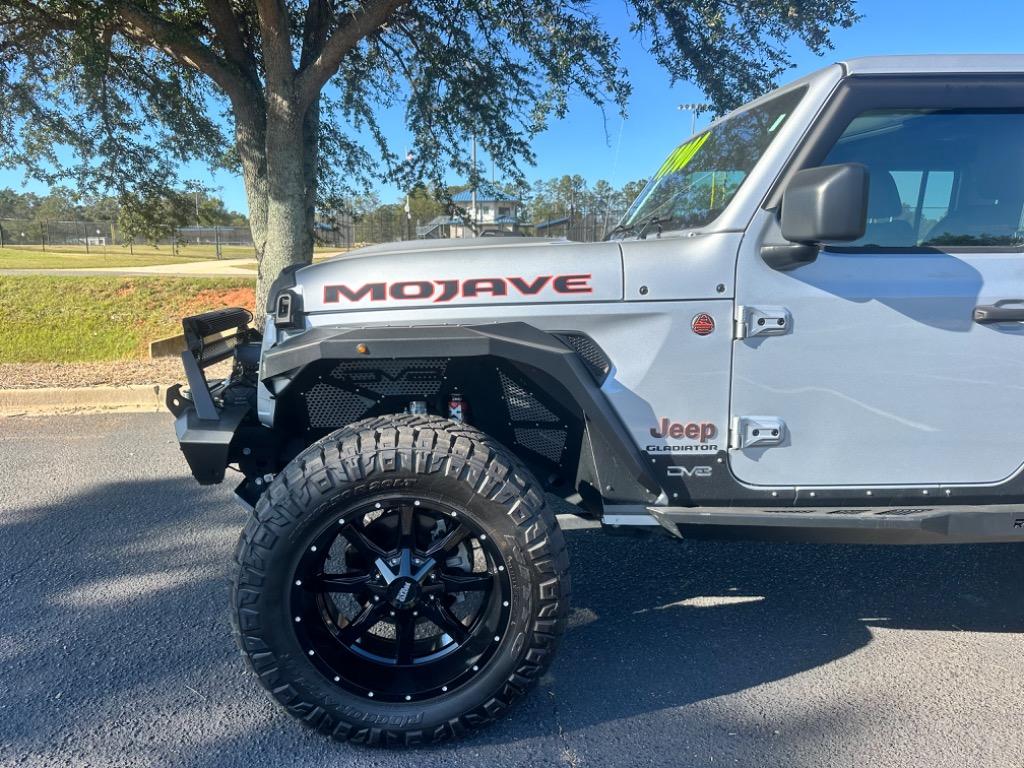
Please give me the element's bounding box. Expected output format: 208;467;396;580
166;307;261;486
167;384;250;485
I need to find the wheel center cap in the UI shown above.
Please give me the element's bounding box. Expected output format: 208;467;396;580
387;577;421;609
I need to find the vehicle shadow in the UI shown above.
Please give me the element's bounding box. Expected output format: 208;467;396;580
2;474;1022;766
487;523;1024;742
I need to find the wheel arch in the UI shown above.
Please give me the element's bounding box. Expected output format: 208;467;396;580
259;322;663;513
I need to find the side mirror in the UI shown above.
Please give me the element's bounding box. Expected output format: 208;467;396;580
762;163;869;271
780;163;869;243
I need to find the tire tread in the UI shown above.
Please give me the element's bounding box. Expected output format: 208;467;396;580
230;413;570;746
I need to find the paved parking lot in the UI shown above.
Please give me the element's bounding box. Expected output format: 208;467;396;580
2;413;1023;767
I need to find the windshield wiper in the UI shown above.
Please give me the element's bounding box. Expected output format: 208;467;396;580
636;215;678;240
604;222;637;241
606;214;681;241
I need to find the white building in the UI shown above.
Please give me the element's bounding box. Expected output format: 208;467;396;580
417;183;523;238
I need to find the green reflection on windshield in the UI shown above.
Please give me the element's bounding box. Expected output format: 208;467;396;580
618;85;807;235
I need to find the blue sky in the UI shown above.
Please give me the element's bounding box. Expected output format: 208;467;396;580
2;0;1023;213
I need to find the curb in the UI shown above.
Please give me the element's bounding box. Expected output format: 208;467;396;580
0;385;169;416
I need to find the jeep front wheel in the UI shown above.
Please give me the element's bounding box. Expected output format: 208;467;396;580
231;414;570;745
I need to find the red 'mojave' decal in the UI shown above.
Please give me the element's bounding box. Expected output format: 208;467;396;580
323;274;593;304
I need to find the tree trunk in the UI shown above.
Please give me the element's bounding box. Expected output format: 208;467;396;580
233;92;317;327
233;96;274;327
302;99;320;260
255;98;313;322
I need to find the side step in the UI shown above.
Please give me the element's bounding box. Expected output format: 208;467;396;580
645;504;1024;545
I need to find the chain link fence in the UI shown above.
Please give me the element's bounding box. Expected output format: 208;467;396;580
1;207;627;260
0;219;255;259
318;206;626;247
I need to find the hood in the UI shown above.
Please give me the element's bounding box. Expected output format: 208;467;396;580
296;238;623;313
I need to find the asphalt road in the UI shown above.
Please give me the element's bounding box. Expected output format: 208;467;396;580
2;413;1023;768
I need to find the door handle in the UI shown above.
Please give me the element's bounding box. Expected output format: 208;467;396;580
973;303;1024;324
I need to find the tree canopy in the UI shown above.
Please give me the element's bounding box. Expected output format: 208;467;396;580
0;0;858;317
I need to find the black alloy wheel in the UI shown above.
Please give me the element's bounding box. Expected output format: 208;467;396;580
291;497;513;702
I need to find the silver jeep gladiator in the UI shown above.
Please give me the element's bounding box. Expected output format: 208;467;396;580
168;54;1024;744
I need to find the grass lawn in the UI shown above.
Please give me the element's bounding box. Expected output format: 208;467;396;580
0;244;257;269
0;275;255;363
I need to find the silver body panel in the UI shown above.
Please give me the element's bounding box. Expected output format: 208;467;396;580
268;271;736;467
263;55;1024;497
296;238;623;314
731;209;1024;487
841;54;1024;75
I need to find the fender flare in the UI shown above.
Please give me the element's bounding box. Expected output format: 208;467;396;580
261;322;663;506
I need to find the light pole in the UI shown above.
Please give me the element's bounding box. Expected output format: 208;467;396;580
471;136;478;237
677;102;711;135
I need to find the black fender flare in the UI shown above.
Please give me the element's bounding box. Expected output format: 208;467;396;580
261;322;663;506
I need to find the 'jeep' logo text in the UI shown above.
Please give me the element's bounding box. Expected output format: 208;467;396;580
650;418;717;443
323;274;592;304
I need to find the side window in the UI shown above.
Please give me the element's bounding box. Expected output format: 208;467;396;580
919;171;955;240
821;109;1024;249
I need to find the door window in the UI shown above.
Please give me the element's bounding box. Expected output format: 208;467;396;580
821;109;1024;249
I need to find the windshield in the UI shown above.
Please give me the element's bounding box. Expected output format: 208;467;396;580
614;86;807;237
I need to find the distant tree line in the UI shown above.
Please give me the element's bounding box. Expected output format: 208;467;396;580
323;176;648;229
0;187;248;244
522;176;648;224
1;175;645;249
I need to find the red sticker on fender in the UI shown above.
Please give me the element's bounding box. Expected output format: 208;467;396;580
691;313;715;336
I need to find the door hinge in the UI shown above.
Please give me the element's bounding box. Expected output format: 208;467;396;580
734;305;792;340
730;416;787;450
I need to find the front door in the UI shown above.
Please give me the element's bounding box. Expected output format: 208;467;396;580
730;77;1024;488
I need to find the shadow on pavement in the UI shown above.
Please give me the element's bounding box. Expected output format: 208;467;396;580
480;524;1024;741
2;475;1022;765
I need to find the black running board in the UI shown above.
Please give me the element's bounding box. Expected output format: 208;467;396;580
646;504;1024;544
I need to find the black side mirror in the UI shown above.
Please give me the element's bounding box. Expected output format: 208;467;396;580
762;163;869;271
781;163;869;243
